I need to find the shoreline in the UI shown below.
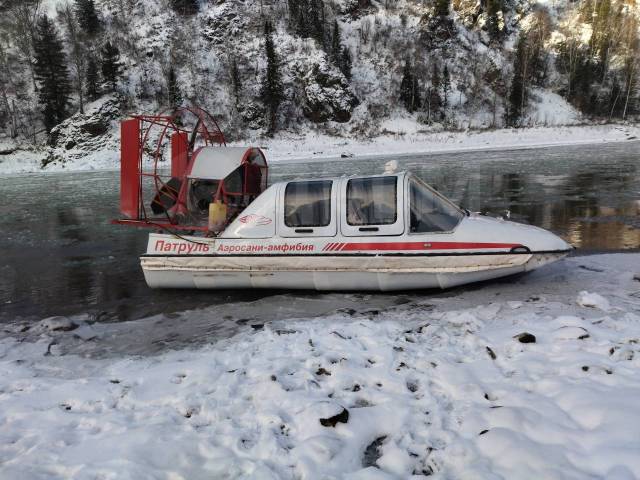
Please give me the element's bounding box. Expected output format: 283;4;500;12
0;123;638;176
273;134;640;164
253;123;640;163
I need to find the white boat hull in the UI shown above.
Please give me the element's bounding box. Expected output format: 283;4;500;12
141;251;568;291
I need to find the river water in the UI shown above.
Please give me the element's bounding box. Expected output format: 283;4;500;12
1;141;638;323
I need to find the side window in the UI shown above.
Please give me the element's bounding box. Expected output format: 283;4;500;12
347;176;397;226
284;180;332;227
409;179;464;233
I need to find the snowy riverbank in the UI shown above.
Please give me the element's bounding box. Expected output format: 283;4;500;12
1;123;639;175
254;123;640;164
1;253;640;478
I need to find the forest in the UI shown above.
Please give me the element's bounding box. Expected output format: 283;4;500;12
0;0;638;147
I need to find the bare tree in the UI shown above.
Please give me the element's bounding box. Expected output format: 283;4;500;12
58;2;87;113
0;25;39;140
620;16;639;120
8;0;42;91
0;42;19;138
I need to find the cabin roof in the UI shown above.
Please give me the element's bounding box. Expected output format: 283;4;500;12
270;171;409;187
188;147;253;180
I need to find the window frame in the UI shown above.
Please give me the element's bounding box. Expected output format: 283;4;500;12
284;180;333;228
278;180;337;238
340;174;405;237
346;176;398;226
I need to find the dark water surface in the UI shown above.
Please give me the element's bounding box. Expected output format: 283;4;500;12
1;141;638;323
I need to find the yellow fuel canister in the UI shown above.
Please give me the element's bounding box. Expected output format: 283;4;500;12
208;200;227;232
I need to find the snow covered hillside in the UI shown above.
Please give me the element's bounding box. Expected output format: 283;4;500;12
1;253;640;478
1;0;639;170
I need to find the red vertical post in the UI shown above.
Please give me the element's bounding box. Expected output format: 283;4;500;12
171;132;188;178
120;118;141;219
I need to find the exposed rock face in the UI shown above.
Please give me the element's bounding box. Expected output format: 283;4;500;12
301;62;359;124
338;0;376;18
44;99;120;166
201;4;246;45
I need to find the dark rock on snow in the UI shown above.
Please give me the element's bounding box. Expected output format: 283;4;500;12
320;408;349;427
514;332;536;343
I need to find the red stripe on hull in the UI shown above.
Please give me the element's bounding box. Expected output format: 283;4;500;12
339;242;521;251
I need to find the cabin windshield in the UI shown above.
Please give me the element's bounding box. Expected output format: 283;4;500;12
409;177;464;233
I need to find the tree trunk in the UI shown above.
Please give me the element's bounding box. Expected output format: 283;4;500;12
609;90;620;120
622;64;635;120
492;88;497;127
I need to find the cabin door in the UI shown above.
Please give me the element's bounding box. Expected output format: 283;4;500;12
340;175;405;236
277;180;338;238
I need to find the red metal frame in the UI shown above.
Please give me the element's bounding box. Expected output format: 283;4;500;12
113;106;227;230
120;118;141;219
113;106;268;234
171;132;188;178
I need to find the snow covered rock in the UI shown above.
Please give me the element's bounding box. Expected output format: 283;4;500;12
301;62;358;123
40;316;78;332
72;324;99;341
552;326;590;341
201;4;246;45
44;99;120;167
577;291;611;311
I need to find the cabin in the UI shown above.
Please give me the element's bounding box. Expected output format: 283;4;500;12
222;172;465;239
180;146;267;227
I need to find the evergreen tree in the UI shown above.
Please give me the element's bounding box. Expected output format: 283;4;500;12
74;0;101;36
507;35;528;126
486;0;503;43
288;0;325;43
425;62;443;122
260;21;284;136
574;55;595;114
431;62;441;93
170;0;199;15
331;20;342;63
340;46;353;81
167;66;182;109
85;55;100;100
309;0;326;48
399;59;421;113
230;55;242;106
435;0;450;17
442;64;451;110
33;15;72;132
330;20;352;81
288;0;308;37
101;41;122;93
287;0;300;32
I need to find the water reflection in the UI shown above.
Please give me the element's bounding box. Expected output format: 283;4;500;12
272;142;639;251
0;141;638;323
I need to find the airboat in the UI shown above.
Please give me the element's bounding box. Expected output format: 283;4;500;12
113;108;572;291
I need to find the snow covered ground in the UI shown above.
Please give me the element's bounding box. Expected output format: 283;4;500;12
1;123;639;175
252;123;640;164
1;253;640;479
